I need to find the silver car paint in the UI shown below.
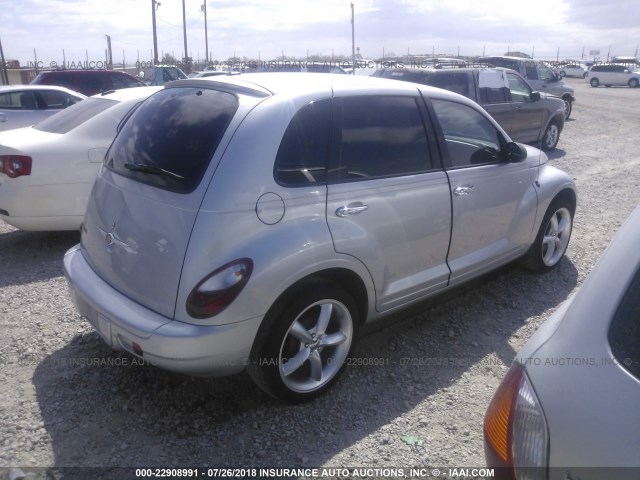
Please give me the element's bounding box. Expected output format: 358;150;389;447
512;205;640;476
65;73;576;376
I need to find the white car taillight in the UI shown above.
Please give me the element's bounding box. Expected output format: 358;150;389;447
484;363;549;480
0;155;32;178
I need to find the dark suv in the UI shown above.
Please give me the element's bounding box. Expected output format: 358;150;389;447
31;69;145;96
373;67;566;151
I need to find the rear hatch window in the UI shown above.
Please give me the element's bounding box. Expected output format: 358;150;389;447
105;87;238;194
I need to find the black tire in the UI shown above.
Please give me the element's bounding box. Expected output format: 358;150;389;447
540;121;560;151
521;196;574;273
629;78;639;88
248;282;359;402
559;71;566;78
590;77;599;87
562;97;572;120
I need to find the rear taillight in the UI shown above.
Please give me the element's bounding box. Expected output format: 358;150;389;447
186;258;253;319
0;155;32;178
484;363;549;480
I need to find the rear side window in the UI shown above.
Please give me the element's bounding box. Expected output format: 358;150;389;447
0;91;37;109
274;99;331;186
35;97;117;133
106;87;238;194
609;267;640;380
38;90;81;109
427;72;471;98
332;96;432;181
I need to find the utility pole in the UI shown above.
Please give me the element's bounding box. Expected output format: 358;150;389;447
0;36;9;85
152;0;160;64
351;3;355;72
182;0;189;72
105;35;113;69
201;1;209;64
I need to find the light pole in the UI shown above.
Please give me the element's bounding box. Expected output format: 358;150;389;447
105;35;113;69
182;0;190;72
152;0;160;64
201;1;209;64
350;3;355;71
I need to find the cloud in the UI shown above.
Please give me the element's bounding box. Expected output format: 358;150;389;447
1;0;638;65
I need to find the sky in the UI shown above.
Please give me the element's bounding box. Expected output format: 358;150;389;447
1;0;639;68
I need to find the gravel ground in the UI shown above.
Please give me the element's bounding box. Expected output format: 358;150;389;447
1;78;639;479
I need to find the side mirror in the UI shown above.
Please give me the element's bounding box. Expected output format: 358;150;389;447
530;91;541;102
504;142;527;163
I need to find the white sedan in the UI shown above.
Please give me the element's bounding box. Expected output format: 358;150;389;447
0;86;162;231
558;64;588;78
0;85;86;131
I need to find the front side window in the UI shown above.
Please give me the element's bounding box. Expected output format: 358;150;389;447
507;73;532;102
537;64;555;81
106;87;238;194
333;96;432;181
111;73;140;89
431;99;502;168
274;99;331;186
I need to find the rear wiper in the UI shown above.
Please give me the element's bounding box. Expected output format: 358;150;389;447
124;162;184;180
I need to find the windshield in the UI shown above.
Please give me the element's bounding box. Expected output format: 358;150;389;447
35;97;118;134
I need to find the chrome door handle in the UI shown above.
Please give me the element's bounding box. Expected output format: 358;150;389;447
336;204;368;217
453;185;474;196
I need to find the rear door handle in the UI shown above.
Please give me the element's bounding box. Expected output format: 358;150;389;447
336;203;369;217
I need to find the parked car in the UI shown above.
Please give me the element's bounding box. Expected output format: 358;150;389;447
0;87;162;231
64;73;576;402
191;70;241;78
484;204;640;480
373;66;565;151
31;69;145;96
478;56;575;119
558;63;588;78
257;62;348;74
141;65;188;85
0;85;86;131
587;64;640;88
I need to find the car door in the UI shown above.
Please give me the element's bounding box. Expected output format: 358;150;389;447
429;97;537;285
0;90;46;131
505;72;546;144
326;94;452;312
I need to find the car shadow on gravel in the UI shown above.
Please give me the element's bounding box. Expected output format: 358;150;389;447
546;147;567;161
0;227;79;287
32;258;578;475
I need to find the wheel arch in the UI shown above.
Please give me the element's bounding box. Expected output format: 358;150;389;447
263;268;370;328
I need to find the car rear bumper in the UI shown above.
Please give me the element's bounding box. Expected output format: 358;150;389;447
63;244;262;377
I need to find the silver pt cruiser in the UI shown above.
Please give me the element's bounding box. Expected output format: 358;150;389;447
64;73;576;402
